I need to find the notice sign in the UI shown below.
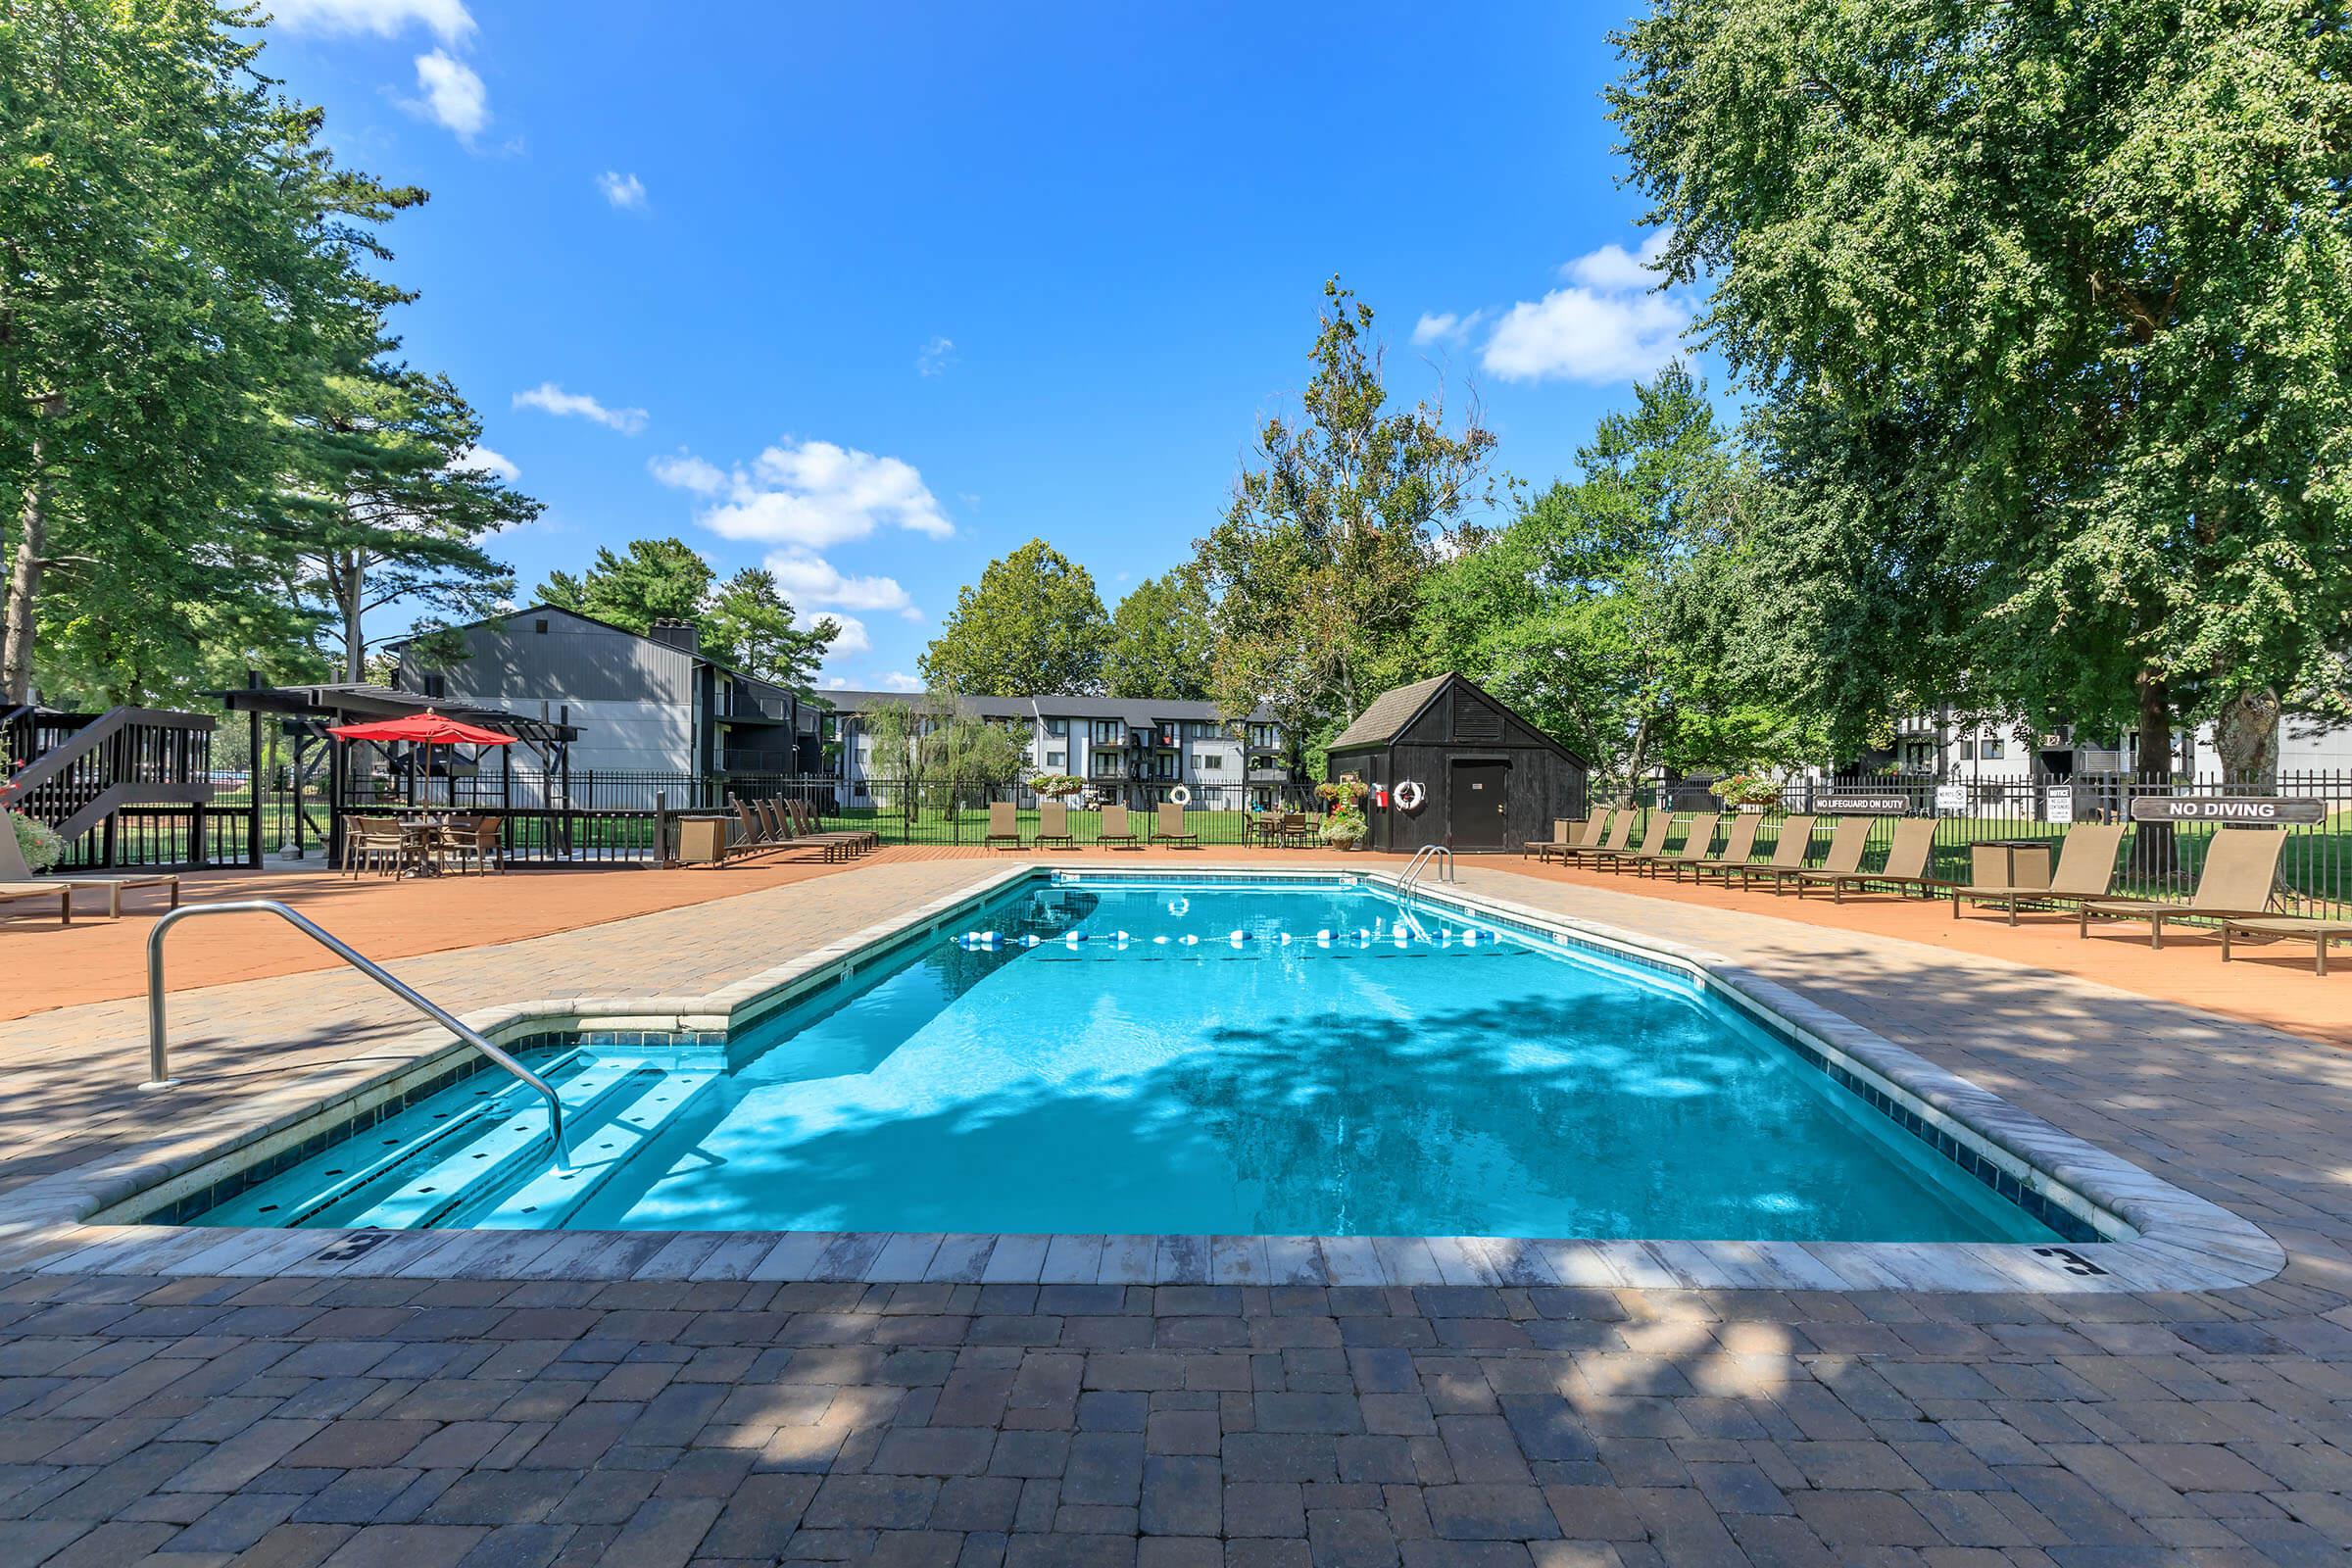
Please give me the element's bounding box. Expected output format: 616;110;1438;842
2046;788;2075;825
1933;783;1970;812
2130;796;2326;825
1817;795;1909;815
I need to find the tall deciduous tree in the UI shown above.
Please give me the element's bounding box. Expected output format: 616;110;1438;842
919;539;1110;696
1193;279;1498;759
1102;570;1214;700
2;0;420;703
1610;0;2352;790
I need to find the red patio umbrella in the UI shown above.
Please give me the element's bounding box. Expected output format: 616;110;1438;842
328;710;516;808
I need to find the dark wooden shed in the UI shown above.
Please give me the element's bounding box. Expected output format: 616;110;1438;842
1325;673;1590;855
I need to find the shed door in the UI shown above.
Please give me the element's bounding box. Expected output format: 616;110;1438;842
1450;760;1508;850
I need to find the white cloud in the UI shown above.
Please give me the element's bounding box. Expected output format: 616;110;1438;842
655;437;952;549
916;337;956;377
598;171;648;211
409;50;489;140
1470;231;1692;385
878;671;924;693
455;443;518;483
648;453;724;493
514;381;648;434
764;550;921;619
806;612;869;657
1411;310;1485;347
824;675;851;690
270;0;474;43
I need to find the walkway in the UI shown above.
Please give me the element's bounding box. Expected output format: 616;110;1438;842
0;858;2347;1564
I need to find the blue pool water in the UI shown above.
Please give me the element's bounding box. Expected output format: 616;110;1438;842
187;875;2058;1243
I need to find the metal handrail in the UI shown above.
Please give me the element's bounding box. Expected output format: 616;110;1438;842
1396;844;1455;900
144;901;567;1168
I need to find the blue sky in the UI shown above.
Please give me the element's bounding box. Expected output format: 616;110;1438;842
262;1;1701;691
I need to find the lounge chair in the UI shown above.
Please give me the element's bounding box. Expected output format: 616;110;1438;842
1765;816;1870;895
1630;811;1719;878
1098;804;1142;851
733;798;781;856
1796;817;1950;903
984;802;1021;851
1523;814;1592;861
1156;802;1200;849
1669;811;1763;884
787;798;873;856
1546;810;1630;866
1711;815;1816;890
2219;912;2352;976
0;825;178;915
758;799;849;861
1951;824;2125;923
2078;827;2287;948
1592;811;1676;873
1034;800;1077;850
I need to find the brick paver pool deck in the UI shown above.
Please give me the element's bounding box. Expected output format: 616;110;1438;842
2;857;2349;1565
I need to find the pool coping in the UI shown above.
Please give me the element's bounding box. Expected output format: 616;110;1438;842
0;861;2284;1296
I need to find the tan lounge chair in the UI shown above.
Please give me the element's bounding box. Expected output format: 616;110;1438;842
1669;811;1763;884
1715;815;1816;890
1769;816;1870;895
787;798;873;855
984;802;1021;851
1098;804;1142;850
1034;800;1077;850
2219;912;2352;976
0;825;178;915
758;799;850;861
734;798;781;855
1156;802;1200;849
1796;817;1950;903
1592;811;1676;872
1524;813;1593;861
1632;812;1719;879
1551;810;1636;867
1952;824;2125;923
2078;827;2287;948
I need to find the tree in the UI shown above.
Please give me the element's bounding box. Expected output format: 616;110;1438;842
1610;0;2352;796
3;0;425;703
919;539;1110;696
1193;279;1499;762
281;347;535;681
536;539;711;633
1102;570;1215;700
705;567;837;696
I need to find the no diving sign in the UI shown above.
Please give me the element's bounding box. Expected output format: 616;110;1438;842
2130;796;2325;825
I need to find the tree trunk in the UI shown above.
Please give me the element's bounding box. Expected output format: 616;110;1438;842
340;550;368;683
2212;686;2281;792
1616;710;1653;809
2130;668;2179;876
1;396;62;704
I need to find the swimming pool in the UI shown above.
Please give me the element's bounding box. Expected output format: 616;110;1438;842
175;874;2073;1244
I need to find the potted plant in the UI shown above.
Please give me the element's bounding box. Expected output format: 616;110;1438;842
1320;808;1368;850
1028;772;1085;802
1709;772;1782;813
1;750;65;872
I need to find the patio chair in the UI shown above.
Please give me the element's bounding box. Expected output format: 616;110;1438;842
1756;816;1869;895
984;802;1020;851
437;816;505;874
1717;815;1817;890
1592;810;1676;872
1668;811;1763;884
1631;812;1719;878
787;798;873;856
1034;800;1077;850
1539;810;1614;864
1951;824;2126;924
1550;810;1637;867
1796;817;1951;903
2219;911;2352;976
2077;827;2288;949
1522;814;1589;861
1098;804;1143;851
732;798;780;856
1156;801;1200;849
0;824;179;917
345;818;409;878
764;799;860;860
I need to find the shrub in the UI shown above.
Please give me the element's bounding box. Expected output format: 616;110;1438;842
8;810;65;872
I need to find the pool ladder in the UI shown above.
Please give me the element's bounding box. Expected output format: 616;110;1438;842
142;901;568;1168
1393;845;1455;941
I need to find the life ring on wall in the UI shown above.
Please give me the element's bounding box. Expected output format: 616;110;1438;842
1393;780;1427;811
1167;784;1193;806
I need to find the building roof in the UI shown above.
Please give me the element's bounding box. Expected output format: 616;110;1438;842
215;682;581;745
820;690;1279;728
389;604;803;704
1326;673;1457;751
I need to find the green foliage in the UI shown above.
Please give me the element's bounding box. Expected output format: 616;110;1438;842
8;808;64;871
1192;279;1499;754
919;539;1110;696
1102;570;1214;700
1028;772;1085;800
705;567;837;696
540;538;711;633
1610;0;2352;779
530;545;837;695
859;691;1027;814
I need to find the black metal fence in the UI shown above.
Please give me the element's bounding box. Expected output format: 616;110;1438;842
1619;771;2351;916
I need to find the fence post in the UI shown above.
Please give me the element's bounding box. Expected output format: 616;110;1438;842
654;790;669;867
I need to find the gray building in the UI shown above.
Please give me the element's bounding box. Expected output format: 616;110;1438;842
819;691;1298;807
392;605;813;774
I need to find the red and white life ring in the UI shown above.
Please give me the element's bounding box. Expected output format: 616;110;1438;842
1393;780;1427;811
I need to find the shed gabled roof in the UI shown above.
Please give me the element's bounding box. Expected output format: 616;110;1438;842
1326;674;1456;752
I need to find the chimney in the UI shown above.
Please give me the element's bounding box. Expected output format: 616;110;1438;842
647;619;700;657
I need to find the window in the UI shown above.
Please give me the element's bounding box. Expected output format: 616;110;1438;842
1090;720;1122;745
1199;755;1223;771
1047;717;1067;737
1046;751;1065;768
1090;753;1122;778
1981;737;2005;760
1249;722;1278;749
533;618;549;634
1958;739;1975;760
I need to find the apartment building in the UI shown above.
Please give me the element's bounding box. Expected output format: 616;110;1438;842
818;691;1298;806
1881;704;2352;780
